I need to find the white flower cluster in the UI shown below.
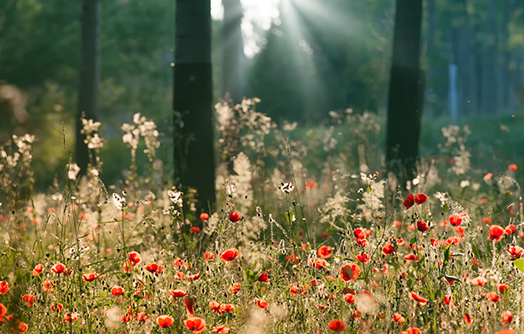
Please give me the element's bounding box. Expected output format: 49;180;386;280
121;113;160;163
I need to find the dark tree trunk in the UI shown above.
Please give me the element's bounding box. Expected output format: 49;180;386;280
222;0;244;104
174;0;215;210
385;0;424;184
76;0;101;174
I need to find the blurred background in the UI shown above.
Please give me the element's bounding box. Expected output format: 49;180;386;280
0;0;523;189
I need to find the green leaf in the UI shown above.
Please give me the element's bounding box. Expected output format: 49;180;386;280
514;259;524;272
366;187;371;194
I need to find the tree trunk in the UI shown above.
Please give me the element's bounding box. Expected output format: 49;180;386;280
174;0;215;210
76;0;101;174
487;0;503;114
386;0;424;185
222;0;244;104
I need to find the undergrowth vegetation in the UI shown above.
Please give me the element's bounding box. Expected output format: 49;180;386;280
0;99;522;334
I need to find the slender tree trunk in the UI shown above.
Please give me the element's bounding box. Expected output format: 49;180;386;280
174;0;215;210
76;0;101;174
222;0;244;104
502;0;516;114
463;0;478;116
385;0;424;184
488;0;503;114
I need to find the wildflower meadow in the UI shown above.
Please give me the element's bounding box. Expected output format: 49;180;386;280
0;100;522;334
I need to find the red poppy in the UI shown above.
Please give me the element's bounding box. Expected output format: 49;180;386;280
507;246;524;260
212;324;231;333
157;315;174;328
402;328;421;334
321;232;329;239
508;164;517;171
403;194;415;209
310;258;328;269
454;226;465;237
200;213;209;220
63;312;78;323
354;228;366;240
289;283;307;296
495;330;515;334
221;304;236;313
489;225;505;242
344;293;355;304
205;252;215;260
443;295;455;305
393;313;405;323
356;253;370;264
209;300;221;313
408;291;428;306
464;313;472;325
229;211;241;222
228;283;241;294
498;284;509;294
1;281;11;294
111;286;124;296
190;226;201;233
382;243;395;255
32;264;44;276
393;220;402;227
122;315;131;323
185;317;206;334
414;193;428;205
505;224;516;235
51;263;66;274
483;217;492;224
220;249;239;261
184;297;195;317
42;280;54;293
328;319;347;332
258;272;269;283
188;273;201;280
254;298;269;309
501;311;513;324
128;251;142;265
486;291;499;302
317;245;333;259
82;273;98;282
21;294;36;306
51;303;63;313
173;258;186;268
449;214;462;226
470;276;487;286
0;303;6;317
146;263;161;273
404;254;420;262
416;221;430;232
169;289;188;298
339;263;360;282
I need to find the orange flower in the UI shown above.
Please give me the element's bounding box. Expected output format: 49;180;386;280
111;286;124;296
63;312;78;323
209;300;221;313
339;263;360;282
212;324;231;333
51;303;64;313
356;252;370;264
327;319;347;332
169;289;188;298
200;213;209;220
145;263;164;274
42;280;54;293
414;193;428;205
157;315;174;328
184;297;195;317
185;317;206;334
51;263;67;274
128;251;142;265
32;264;44;276
408;291;428;306
508;164;517;171
449;214;462;226
310;258;328;269
254;298;269;309
507;246;524;260
82;273;98;282
220;249;239;261
464;313;472;325
228;283;241;294
0;303;6;317
495;330;515;334
22;294;36;306
393;313;405;323
403;194;415;209
354;228;366;240
382;243;395;255
404;254;420;262
229;211;241;222
443;295;455;305
498;284;509;294
317;245;333;259
500;311;513;324
204;252;215;260
470;276;487;286
483;217;492;224
489;225;505;242
402;328;421;334
486;291;499;302
344;293;355;304
189;273;201;280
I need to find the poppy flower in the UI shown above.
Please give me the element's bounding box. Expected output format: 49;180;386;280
146;263;159;273
173;258;186;268
184;297;195;317
408;291;428;306
382;243;395;255
209;300;221;313
416;221;430;232
254;298;269;309
221;304;236;313
169;289;188;298
486;291;499;302
449;214;462;226
507;246;524;260
464;313;472;325
470;276;487;286
157;315;174;328
21;294;36;306
498;284;509;294
128;251;142;265
51;303;63;313
489;225;505;242
393;220;402;227
205;252;215;260
229;211;241;222
321;232;329;239
505;224;516;235
501;311;513;324
393;313;405;323
356;253;370;264
0;281;10;295
344;293;355;304
354;228;366;240
289;283;307;296
189;273;201;280
51;263;66;274
443;295;455;305
404;254;420;262
212;324;231;333
454;226;465;237
0;303;6;317
258;273;269;283
200;213;209;220
32;264;44;276
317;245;333;259
310;258;328;269
403;194;415;209
328;319;346;332
339;263;360;282
220;249;239;261
185;317;206;334
111;286;124;296
228;283;241;294
82;273;98;282
495;330;515;334
508;164;517;171
414;193;428;205
190;227;201;233
63;313;78;323
122;315;131;323
42;280;54;293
